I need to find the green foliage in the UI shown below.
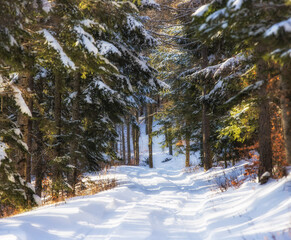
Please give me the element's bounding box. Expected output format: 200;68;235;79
217;101;258;144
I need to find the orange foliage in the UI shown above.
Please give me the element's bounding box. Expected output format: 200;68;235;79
176;140;185;147
244;151;260;179
239;75;287;179
268;75;287;178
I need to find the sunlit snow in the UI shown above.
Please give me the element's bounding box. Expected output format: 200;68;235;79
0;123;290;240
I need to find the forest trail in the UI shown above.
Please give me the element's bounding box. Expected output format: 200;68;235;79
0;165;211;240
1;163;291;240
0;123;290;240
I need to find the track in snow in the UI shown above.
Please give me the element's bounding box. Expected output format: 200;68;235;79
1;165;290;240
0;166;213;240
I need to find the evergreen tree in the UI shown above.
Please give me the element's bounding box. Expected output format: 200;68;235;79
187;0;291;178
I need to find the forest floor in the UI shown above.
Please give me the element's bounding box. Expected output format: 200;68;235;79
0;123;291;240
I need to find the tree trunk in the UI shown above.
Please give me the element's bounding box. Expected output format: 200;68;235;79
280;62;291;166
165;126;169;148
122;123;126;162
148;104;153;168
69;73;80;194
126;116;131;165
185;129;190;168
25;73;33;183
34;124;44;197
54;75;62;158
168;124;173;155
202;95;212;170
201;47;212;171
53;74;62;199
135;111;140;165
257;58;272;178
34;78;44;197
169;140;173;156
145;105;148;135
132;122;136;165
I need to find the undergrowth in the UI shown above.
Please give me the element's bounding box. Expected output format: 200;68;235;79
0;174;118;218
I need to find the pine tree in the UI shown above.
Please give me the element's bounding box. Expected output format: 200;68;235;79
188;0;291;177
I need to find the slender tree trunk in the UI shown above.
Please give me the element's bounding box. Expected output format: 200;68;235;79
122;123;126;162
201;47;212;171
168;124;173;155
169;140;173;156
69;73;80;194
135;111;140;165
34;124;44;197
34;78;44;197
145;105;148;135
132;122;136;165
53;74;62;199
25;73;33;183
224;153;227;169
165;126;169;148
185;129;190;168
256;53;272;178
202;94;212;170
126;116;131;165
119;126;122;159
280;62;291;165
148;104;153;168
55;75;62;158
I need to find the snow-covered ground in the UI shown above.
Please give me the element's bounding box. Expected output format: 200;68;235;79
0;122;291;240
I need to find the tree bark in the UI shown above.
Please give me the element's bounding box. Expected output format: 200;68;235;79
201;46;212;171
132;121;136;165
145;105;148;135
34;78;44;197
126;116;131;165
53;74;62;198
26;73;33;183
135;110;140;165
169;140;173;156
256;55;272;178
165;126;169;148
168;124;173;155
69;73;80;194
280;62;291;165
54;75;62;158
185;129;190;168
148;104;153;168
34;124;44;197
122;123;126;162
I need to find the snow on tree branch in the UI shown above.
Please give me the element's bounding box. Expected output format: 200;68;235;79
74;25;98;55
10;85;32;117
227;0;245;11
265;18;291;37
39;29;76;70
192;4;210;17
141;0;160;9
186;53;250;81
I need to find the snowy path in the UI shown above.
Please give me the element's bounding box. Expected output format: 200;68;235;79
1;164;291;240
1;122;291;240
